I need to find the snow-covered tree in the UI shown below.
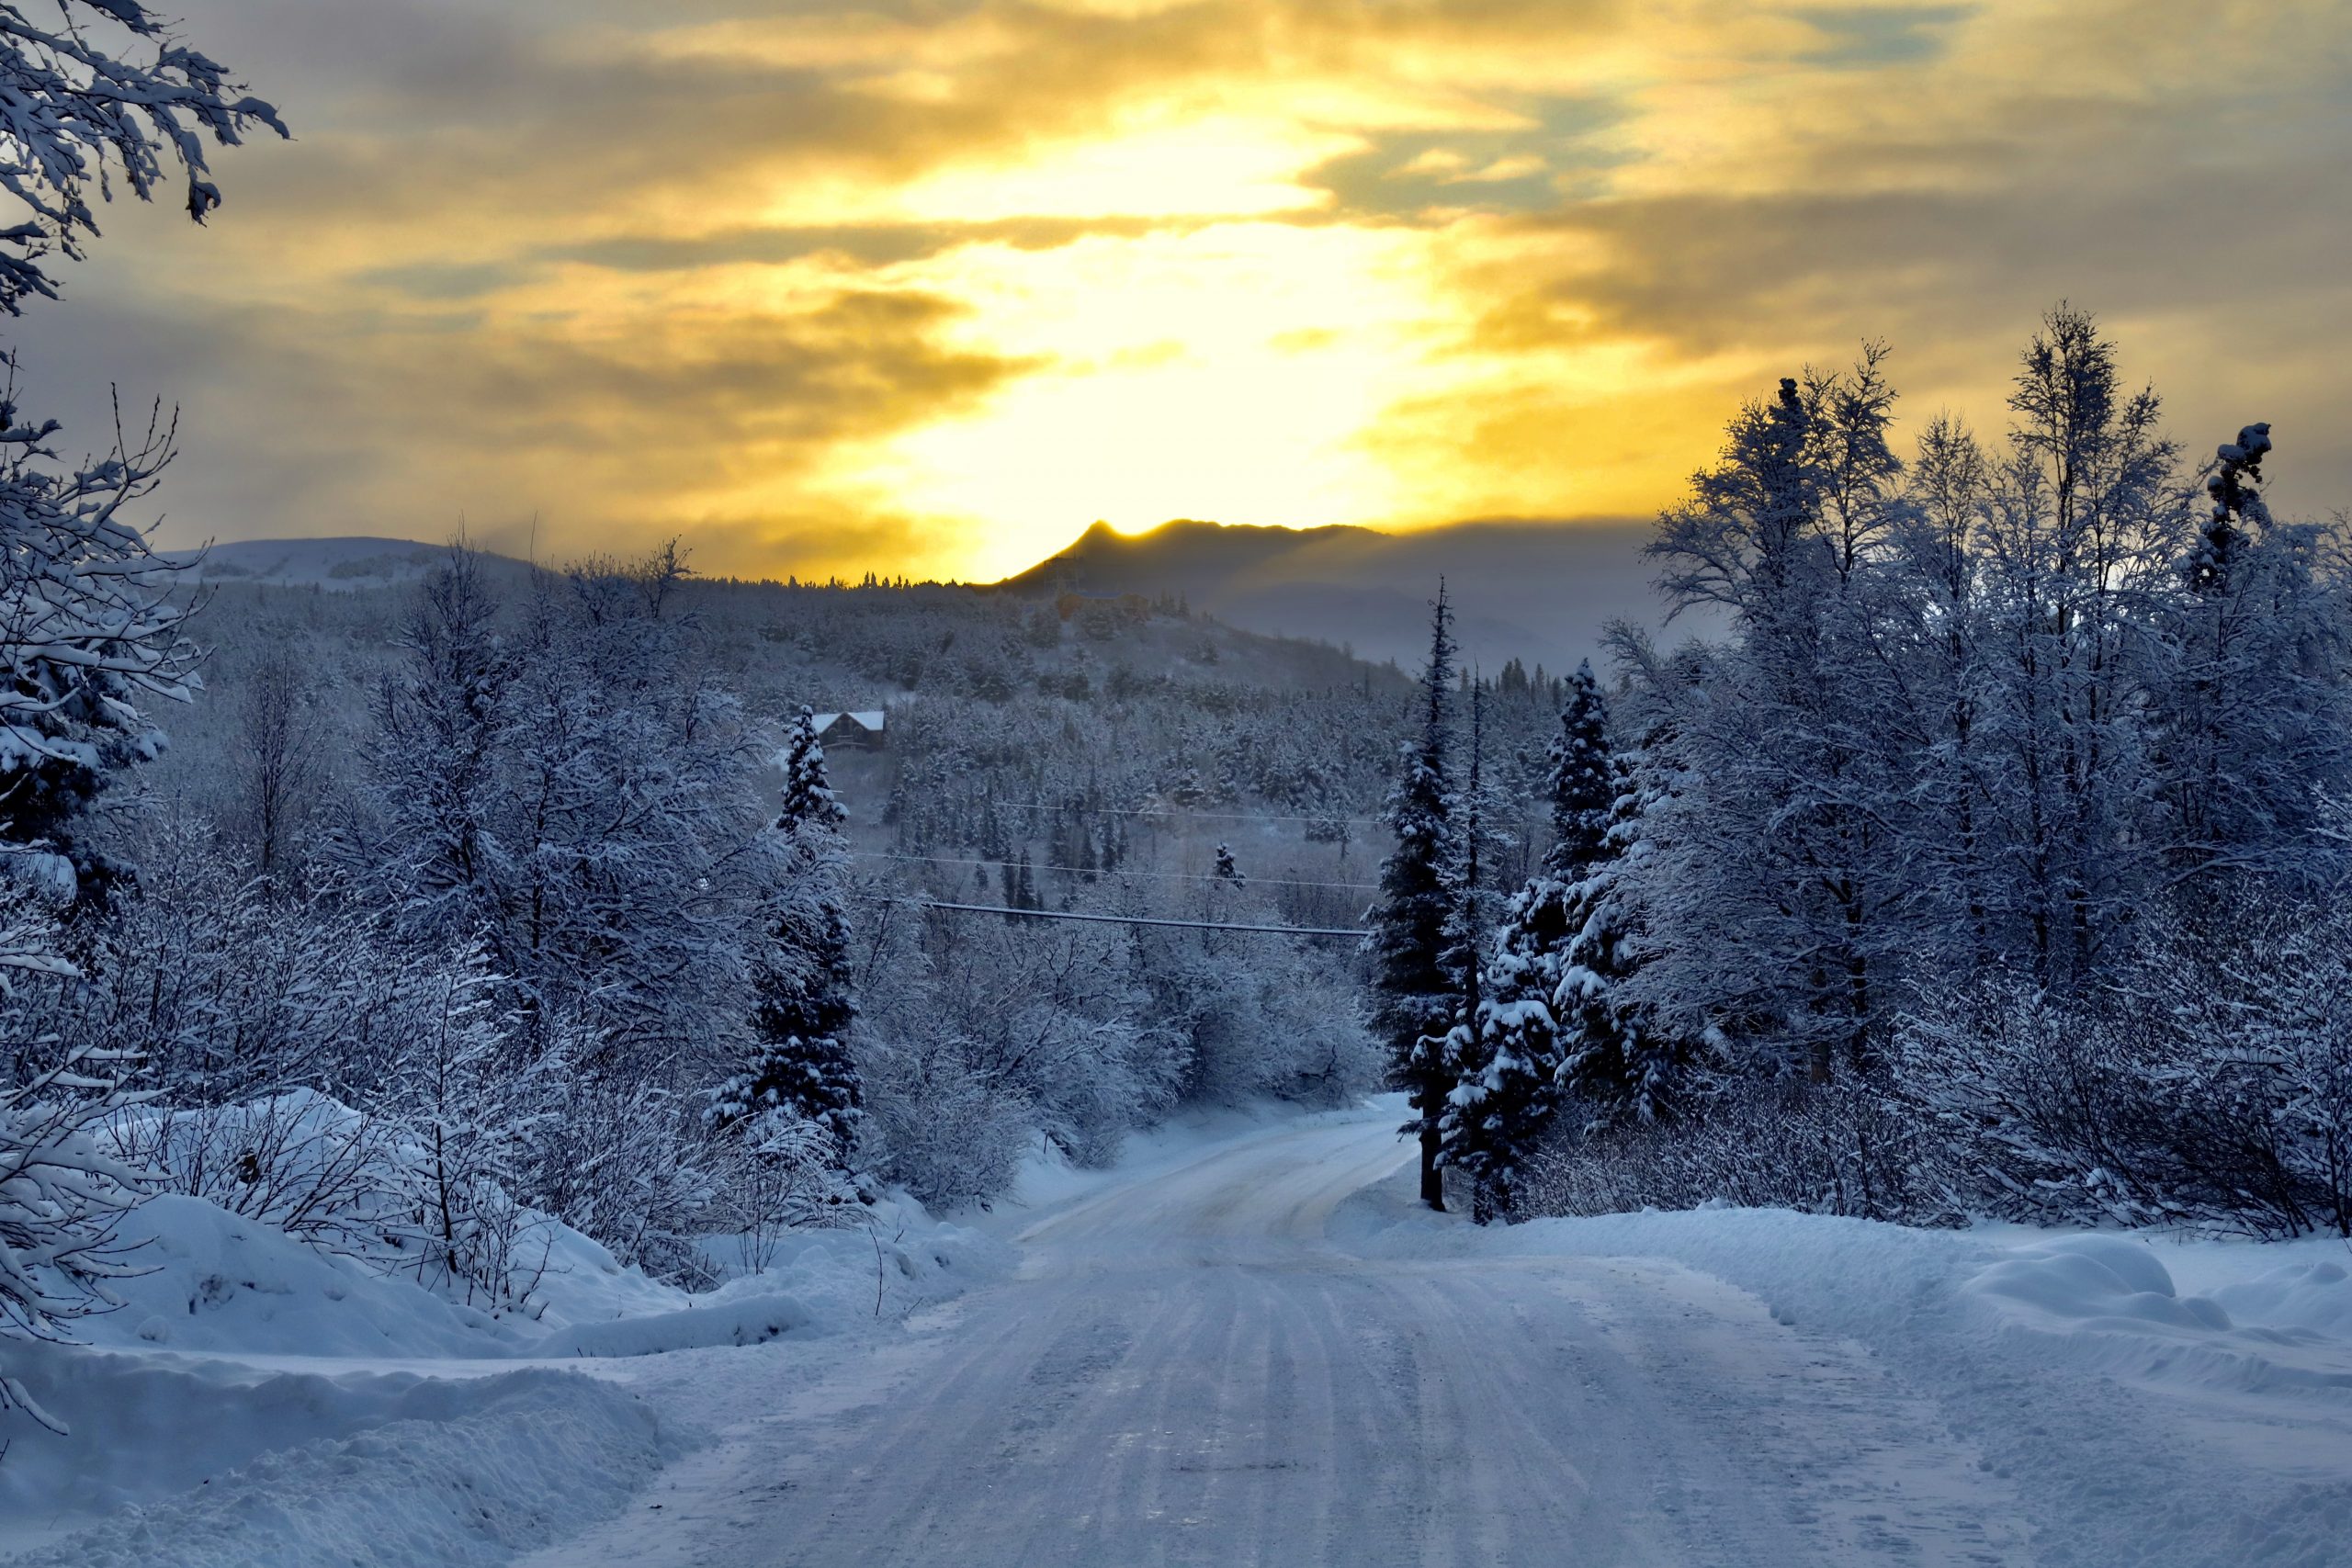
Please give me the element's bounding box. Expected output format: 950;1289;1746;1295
1440;662;1614;1219
1636;354;1912;1082
714;707;862;1162
1366;585;1458;1210
0;0;284;885
353;547;770;1063
0;885;146;1432
360;547;512;946
779;705;848;832
383;939;548;1310
2156;423;2352;886
1971;306;2183;989
0;0;281;1431
1554;751;1682;1123
0;392;199;904
0;3;285;314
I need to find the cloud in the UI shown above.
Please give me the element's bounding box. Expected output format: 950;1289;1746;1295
14;0;2348;586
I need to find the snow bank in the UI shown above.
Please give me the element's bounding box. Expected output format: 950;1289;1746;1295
75;1195;511;1357
1962;1230;2352;1399
17;1368;670;1568
3;1183;1006;1565
553;1201;1008;1357
1339;1187;2352;1568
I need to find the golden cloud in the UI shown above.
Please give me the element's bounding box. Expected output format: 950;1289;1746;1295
28;0;2346;581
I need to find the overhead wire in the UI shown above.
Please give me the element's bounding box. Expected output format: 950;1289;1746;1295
864;897;1370;939
962;798;1383;826
850;851;1378;892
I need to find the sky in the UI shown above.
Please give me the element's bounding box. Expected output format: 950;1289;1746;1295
13;0;2351;582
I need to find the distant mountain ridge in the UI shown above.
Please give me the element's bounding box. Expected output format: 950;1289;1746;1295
178;523;1679;673
997;516;1669;672
167;536;517;591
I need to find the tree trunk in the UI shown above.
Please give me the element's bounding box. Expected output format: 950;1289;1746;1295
1419;1122;1445;1211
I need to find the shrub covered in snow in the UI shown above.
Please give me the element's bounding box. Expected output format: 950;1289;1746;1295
1519;1073;1961;1227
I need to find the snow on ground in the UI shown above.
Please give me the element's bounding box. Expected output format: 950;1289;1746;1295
1340;1170;2352;1568
1;1190;1007;1566
13;1101;2352;1566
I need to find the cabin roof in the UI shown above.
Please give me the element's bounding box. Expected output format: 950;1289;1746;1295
808;709;886;732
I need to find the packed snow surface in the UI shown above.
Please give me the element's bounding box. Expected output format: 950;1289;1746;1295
14;1101;2352;1566
2;1188;1004;1565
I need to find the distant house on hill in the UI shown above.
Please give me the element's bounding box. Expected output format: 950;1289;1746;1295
808;709;887;750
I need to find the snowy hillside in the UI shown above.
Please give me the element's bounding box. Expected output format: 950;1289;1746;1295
169;536;531;591
996;516;1668;671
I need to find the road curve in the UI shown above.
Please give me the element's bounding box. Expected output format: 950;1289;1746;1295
526;1111;2033;1568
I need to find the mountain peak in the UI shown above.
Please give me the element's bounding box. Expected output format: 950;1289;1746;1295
999;518;1383;594
994;514;1664;673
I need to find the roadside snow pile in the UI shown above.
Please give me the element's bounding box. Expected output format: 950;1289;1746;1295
1;1182;1005;1565
2202;1253;2352;1337
73;1194;513;1357
556;1199;1007;1357
1963;1231;2352;1397
17;1369;669;1568
1340;1186;2352;1568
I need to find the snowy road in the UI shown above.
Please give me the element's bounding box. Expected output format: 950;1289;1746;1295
524;1111;2033;1568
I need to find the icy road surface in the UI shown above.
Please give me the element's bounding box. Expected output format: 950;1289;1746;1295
523;1110;2033;1568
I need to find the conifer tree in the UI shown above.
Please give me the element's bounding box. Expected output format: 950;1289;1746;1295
1555;749;1682;1123
716;707;862;1161
1428;682;1495;1215
779;705;848;832
1367;585;1459;1209
1441;663;1613;1219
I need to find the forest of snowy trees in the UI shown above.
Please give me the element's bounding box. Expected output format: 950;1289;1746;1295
1382;318;2352;1239
9;0;2352;1478
0;4;1414;1433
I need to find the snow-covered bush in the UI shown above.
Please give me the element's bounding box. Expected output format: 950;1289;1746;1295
854;1029;1033;1210
1131;927;1377;1110
1900;891;2352;1237
1519;1074;1959;1227
708;1111;858;1277
861;905;1183;1177
105;1089;397;1258
515;1060;729;1288
377;940;553;1310
0;1034;151;1431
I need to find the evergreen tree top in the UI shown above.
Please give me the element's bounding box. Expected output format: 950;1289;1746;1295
779;705;848;832
1545;661;1612;879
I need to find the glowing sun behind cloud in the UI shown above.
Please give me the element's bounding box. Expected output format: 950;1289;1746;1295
18;0;2350;581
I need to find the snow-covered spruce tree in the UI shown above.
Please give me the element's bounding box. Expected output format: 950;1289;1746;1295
1366;584;1458;1210
0;2;281;1427
1430;682;1510;1220
1555;747;1682;1124
714;706;863;1163
1439;662;1614;1220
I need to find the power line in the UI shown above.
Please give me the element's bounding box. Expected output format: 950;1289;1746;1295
851;851;1378;892
972;799;1383;827
868;897;1370;939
